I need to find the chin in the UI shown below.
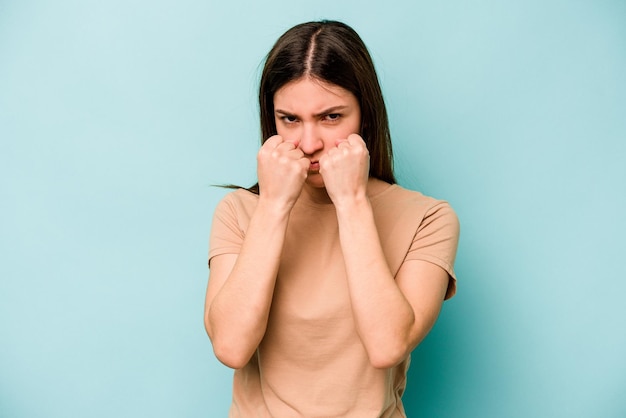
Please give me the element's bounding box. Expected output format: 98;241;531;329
305;173;325;188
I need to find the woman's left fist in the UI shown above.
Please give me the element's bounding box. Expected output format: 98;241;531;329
319;134;370;204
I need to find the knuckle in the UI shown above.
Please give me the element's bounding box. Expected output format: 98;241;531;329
271;149;282;160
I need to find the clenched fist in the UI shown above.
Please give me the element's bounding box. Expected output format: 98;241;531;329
257;135;310;208
319;134;370;206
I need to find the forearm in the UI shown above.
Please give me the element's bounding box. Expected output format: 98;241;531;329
335;197;416;368
208;200;291;368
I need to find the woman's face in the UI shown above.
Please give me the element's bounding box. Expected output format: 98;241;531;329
273;77;361;189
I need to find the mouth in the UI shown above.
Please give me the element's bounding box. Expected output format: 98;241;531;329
308;161;320;172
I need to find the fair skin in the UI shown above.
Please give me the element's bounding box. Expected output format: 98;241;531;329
204;77;449;369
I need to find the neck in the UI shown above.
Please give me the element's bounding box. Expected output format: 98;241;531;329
299;184;334;205
297;178;390;206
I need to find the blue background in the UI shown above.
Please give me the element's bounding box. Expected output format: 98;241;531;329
1;1;625;417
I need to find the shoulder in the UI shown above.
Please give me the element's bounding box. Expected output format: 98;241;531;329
373;183;458;226
215;188;259;214
218;188;259;206
211;188;259;231
382;186;460;299
209;189;259;257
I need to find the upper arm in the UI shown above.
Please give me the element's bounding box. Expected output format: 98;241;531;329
406;201;460;300
204;194;245;337
204;253;238;337
395;259;450;349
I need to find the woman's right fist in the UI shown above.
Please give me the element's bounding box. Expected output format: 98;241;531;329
257;135;309;207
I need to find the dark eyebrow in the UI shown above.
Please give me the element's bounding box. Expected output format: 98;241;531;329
314;105;348;117
275;105;349;118
275;109;296;117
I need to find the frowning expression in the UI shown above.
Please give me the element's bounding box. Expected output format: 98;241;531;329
273;77;361;188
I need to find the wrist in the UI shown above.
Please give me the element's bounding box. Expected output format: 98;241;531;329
333;193;371;215
256;196;295;219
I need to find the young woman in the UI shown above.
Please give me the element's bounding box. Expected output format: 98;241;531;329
205;20;460;417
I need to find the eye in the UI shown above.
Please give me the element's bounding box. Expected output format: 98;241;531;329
325;113;341;122
280;115;298;124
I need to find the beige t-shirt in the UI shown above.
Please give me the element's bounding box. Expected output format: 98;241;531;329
208;182;460;417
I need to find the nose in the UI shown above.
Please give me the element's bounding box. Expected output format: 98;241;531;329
298;123;323;156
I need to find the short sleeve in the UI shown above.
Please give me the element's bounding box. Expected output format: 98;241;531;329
208;194;245;266
405;201;460;299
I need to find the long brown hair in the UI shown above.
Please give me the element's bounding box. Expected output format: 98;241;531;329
247;20;395;193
